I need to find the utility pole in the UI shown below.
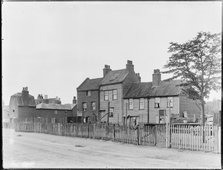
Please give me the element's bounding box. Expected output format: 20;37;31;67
107;101;110;125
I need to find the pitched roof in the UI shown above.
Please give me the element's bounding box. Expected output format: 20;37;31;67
36;103;76;110
77;78;103;91
10;93;36;106
124;80;182;98
100;69;129;85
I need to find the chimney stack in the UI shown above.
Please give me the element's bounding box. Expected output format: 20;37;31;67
103;65;112;77
73;96;77;104
126;60;134;72
22;87;29;97
152;69;161;87
136;73;141;82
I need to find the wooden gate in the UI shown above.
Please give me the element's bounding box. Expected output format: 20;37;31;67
140;124;166;147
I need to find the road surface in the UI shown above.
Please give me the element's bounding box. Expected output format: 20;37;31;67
3;129;221;168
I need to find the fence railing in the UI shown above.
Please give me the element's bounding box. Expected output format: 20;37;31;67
14;122;221;153
2;122;14;129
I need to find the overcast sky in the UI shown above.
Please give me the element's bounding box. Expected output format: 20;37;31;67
2;1;222;104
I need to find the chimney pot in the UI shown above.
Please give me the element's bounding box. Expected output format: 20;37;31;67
103;64;112;77
136;73;141;82
126;60;134;72
152;69;161;86
73;96;77;104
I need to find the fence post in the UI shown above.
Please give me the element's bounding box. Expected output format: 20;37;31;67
154;125;157;146
88;123;90;138
214;126;220;153
166;121;171;148
113;124;115;141
137;125;140;145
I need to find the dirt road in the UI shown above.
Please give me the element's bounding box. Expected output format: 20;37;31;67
3;129;221;168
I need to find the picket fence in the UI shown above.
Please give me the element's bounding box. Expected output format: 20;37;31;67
14;122;221;153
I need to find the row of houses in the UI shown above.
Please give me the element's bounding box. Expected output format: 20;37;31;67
77;60;201;126
7;60;201;125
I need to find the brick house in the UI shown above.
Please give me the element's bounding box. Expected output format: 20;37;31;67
123;69;201;126
76;60;140;124
9;87;36;122
99;60;140;124
77;77;103;123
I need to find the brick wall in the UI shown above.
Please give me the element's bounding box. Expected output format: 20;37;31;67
77;90;99;122
148;96;180;123
35;109;74;123
18;106;36;122
100;83;123;124
123;98;149;123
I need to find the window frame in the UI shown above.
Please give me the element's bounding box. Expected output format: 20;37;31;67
167;97;174;108
139;98;145;110
154;97;160;108
108;90;113;101
129;99;133;110
82;102;87;112
86;91;91;96
112;89;118;100
104;91;109;101
91;101;96;111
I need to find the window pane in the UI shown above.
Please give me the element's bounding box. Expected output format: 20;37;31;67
155;97;160;103
82;103;87;111
113;90;117;100
104;91;109;100
129;99;133;109
93;102;96;110
139;98;144;109
167;97;173;108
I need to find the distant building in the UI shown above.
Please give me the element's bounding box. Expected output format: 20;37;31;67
35;94;61;105
35;103;77;123
9;87;36;122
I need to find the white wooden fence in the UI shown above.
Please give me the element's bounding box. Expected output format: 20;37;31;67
170;124;221;153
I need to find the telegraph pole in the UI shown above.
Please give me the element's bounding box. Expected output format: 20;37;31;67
107;101;110;124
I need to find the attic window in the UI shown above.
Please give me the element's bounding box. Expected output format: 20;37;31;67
86;91;91;96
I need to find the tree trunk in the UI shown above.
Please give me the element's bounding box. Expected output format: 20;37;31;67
201;98;205;143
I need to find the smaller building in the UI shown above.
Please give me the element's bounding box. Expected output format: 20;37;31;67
35;103;77;123
9;87;36;122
